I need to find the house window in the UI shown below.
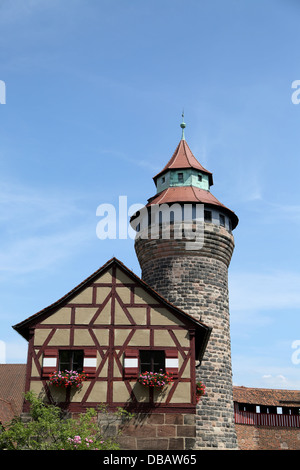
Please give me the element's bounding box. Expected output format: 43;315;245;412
178;172;184;183
204;210;212;222
219;214;225;227
198;174;202;182
59;350;84;373
140;350;165;373
161;176;165;184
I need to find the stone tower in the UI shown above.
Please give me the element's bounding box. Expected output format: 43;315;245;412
132;117;239;449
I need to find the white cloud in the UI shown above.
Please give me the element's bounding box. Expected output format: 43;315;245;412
232;352;300;390
261;374;289;388
259;368;300;390
230;269;300;390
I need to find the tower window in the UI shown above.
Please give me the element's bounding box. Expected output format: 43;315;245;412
204;210;212;222
219;214;225;227
178;172;184;183
140;350;165;373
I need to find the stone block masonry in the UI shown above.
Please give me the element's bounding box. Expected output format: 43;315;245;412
113;413;196;450
135;223;239;449
235;424;300;450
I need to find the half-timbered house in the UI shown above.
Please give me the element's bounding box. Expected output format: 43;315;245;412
13;257;211;446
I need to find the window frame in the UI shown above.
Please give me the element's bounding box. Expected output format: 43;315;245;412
123;349;179;379
177;172;184;183
219;214;225;227
139;350;166;373
204;210;212;222
58;349;84;373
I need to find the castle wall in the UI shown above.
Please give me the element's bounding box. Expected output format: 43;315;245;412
95;412;197;450
235;423;300;450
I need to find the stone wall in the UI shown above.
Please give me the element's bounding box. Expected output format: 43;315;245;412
135;223;238;449
235;424;300;450
21;410;196;451
98;412;196;450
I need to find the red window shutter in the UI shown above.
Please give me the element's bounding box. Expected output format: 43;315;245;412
42;349;58;378
123;349;139;379
83;349;97;377
165;349;179;378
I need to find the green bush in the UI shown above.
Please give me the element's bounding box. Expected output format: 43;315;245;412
0;391;121;450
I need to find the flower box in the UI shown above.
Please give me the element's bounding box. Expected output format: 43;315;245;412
138;370;174;390
196;381;206;402
49;370;87;388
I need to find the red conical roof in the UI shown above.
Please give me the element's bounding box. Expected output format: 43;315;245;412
146;186;238;229
153;139;213;186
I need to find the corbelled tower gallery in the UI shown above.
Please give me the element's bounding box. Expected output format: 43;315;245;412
133;117;239;449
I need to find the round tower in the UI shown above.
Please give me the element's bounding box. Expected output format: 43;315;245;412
132;117;239;449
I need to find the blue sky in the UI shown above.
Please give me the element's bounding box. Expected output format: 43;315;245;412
0;0;299;390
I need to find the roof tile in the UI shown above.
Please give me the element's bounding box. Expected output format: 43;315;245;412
0;364;26;424
233;386;300;407
146;186;239;228
153;140;213;185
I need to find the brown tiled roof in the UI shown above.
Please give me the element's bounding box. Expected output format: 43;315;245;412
233;386;300;407
148;186;226;206
0;364;26;425
153;139;213;186
0;398;15;425
146;186;239;229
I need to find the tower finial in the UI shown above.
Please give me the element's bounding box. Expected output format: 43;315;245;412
180;110;186;140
